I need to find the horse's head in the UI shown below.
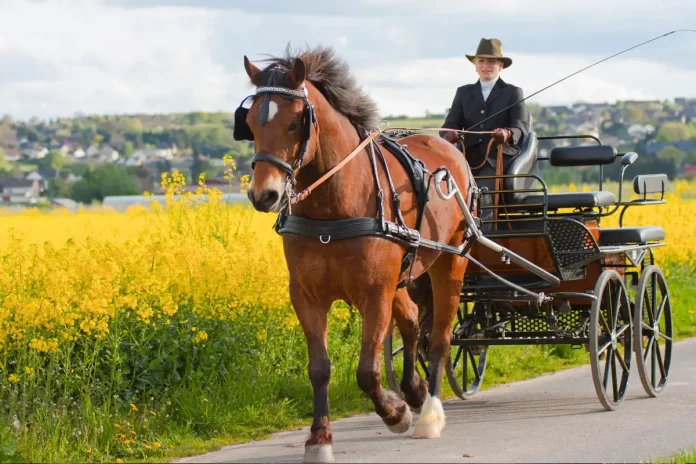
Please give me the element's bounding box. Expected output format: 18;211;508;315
235;56;319;213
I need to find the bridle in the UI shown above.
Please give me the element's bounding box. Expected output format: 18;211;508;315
233;84;319;209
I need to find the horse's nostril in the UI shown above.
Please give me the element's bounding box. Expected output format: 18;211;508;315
261;190;279;207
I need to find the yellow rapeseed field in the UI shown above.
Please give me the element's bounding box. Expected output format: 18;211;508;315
0;176;694;362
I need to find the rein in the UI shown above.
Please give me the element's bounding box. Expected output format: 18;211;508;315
290;126;502;205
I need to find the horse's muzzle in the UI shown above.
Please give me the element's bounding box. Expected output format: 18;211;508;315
247;188;281;212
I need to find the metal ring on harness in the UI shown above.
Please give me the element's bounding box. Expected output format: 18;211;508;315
319;235;331;244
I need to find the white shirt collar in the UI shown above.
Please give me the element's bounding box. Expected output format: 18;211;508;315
480;76;499;90
480;76;499;101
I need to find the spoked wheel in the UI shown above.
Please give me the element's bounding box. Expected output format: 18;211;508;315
589;270;633;411
633;265;673;397
383;311;431;394
446;303;488;399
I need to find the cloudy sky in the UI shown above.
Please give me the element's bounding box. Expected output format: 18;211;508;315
1;0;695;121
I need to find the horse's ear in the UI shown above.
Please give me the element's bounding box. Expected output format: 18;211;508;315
289;58;306;89
244;55;261;80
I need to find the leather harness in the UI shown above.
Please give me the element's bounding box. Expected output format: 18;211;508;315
234;84;506;288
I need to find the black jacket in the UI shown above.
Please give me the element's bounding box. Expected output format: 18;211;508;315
441;78;530;171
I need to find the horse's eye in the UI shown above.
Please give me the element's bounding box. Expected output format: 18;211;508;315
287;121;298;133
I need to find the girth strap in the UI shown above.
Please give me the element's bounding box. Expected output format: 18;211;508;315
275;214;421;247
275;215;385;242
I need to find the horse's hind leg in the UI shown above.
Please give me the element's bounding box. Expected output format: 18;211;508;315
357;289;413;434
392;288;428;412
413;253;468;439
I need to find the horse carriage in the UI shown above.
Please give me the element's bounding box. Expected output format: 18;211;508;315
383;129;673;411
237;47;677;461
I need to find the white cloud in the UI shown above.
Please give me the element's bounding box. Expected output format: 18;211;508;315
354;53;696;117
0;0;694;121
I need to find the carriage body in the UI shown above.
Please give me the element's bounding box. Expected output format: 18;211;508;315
385;132;674;410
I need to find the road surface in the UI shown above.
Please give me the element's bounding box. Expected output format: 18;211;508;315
177;337;696;463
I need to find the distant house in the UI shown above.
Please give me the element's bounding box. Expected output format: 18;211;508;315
30;146;49;160
131;146;176;162
72;147;86;159
3;148;21;162
682;165;696;180
59;143;73;156
86;144;101;158
682;108;696;122
0;177;41;203
548;105;572;117
645;140;696;155
97;145;119;163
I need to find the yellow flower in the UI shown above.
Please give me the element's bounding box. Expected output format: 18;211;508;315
153;441;162;448
8;374;20;383
149;410;157;416
130;403;138;412
116;459;123;463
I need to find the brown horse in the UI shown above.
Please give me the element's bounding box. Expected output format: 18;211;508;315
239;45;473;462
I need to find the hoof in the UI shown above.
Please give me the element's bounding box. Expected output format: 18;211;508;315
304;444;335;463
386;405;412;434
412;422;441;439
412;393;445;439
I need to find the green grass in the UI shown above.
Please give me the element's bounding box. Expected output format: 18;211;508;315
649;447;696;463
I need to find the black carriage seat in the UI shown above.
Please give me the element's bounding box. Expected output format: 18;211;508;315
520;190;617;211
599;226;665;246
515;144;618;211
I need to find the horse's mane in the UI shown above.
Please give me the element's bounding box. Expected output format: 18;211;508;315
253;44;380;133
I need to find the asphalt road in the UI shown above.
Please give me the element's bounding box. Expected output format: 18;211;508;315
177;337;696;463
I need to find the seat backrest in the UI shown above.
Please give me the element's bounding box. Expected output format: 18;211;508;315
633;174;668;195
549;145;616;166
504;131;539;203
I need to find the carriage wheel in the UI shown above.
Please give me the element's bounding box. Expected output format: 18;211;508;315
445;303;488;399
383;314;431;394
633;265;673;397
589;270;633;411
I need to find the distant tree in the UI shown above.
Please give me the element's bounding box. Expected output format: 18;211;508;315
48;178;73;199
685;149;696;166
627;106;647;123
0;148;17;176
190;152;212;184
122;141;134;158
657;146;686;167
39;150;66;172
70;164;139;203
121;117;143;133
656;122;691;142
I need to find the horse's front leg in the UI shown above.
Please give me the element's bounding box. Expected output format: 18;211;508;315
357;290;413;434
292;289;335;463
